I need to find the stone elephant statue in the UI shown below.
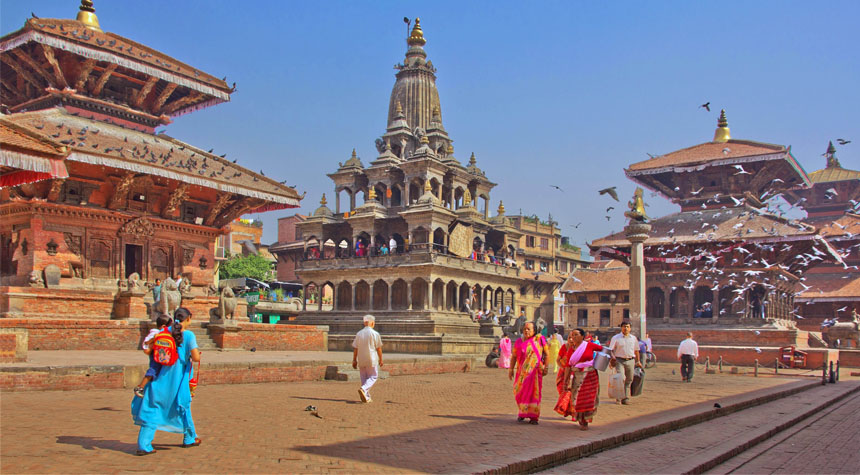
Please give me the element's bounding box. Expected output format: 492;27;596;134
155;278;182;317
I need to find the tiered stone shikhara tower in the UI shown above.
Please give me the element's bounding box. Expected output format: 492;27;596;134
294;19;527;354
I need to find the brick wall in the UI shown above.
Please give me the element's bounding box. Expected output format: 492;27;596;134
0;287;116;319
653;345;841;369
0;365;125;392
648;328;806;348
209;323;327;351
0;319;148;350
0;329;27;362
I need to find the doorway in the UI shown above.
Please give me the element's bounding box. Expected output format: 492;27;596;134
125;244;143;278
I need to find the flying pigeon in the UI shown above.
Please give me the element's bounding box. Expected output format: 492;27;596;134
700;102;711;111
598;187;619;201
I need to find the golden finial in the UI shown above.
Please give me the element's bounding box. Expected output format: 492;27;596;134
351;148;357;158
368;187;377;200
320;193;327;205
76;0;102;32
713;109;731;143
424;180;432;193
497;200;505;215
408;17;426;46
396;101;403;114
464;188;472;206
469;152;476;166
825;141;840;168
420;135;430;144
447;144;454;154
432;105;440;117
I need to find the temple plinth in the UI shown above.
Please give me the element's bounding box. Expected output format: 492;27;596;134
624;222;650;338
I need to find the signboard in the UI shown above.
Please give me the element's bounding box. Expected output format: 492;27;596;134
245;291;260;306
448;223;473;258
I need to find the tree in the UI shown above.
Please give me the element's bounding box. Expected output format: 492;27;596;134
218;253;273;281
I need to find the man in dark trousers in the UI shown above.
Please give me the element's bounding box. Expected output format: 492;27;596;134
677;332;699;382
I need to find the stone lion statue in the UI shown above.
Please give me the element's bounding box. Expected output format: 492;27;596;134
28;270;44;288
212;286;237;322
155;277;182;317
127;272;142;291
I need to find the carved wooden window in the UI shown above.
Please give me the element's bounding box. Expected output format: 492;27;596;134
539;261;548;273
151;247;170;280
524;259;534;270
128;189;148;212
526;236;535;248
540;237;549;250
89;240;112;277
600;309;611;327
62;181;84;204
181;201;205;224
533;285;542;298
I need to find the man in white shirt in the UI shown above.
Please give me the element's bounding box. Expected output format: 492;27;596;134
677;332;699;382
609;321;642;405
389;237;397;254
352;314;383;403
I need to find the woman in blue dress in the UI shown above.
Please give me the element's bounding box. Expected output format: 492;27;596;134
131;307;201;455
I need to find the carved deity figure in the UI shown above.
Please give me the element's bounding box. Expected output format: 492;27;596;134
28;270;44;288
624;187;649;223
126;272;143;291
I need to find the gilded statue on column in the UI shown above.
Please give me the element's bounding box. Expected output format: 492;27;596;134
624;187;649;223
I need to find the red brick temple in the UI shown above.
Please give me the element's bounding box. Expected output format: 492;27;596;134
784;142;860;329
0;2;319;357
590;111;851;367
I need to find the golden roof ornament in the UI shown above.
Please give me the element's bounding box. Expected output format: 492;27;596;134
320;193;327;205
825;141;841;168
624;187;649;223
469;152;477;167
420;135;430;144
497;200;506;215
408;17;426;46
76;0;102;32
368;187;377;200
424;180;432;193
447;144;454;154
463;188;472;207
713;109;731;143
396;101;403;115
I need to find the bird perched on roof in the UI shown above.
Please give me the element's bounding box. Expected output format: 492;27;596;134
598;186;619;201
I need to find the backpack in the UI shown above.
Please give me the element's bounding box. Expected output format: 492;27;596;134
151;330;179;366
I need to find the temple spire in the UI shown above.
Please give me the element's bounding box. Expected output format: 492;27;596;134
825;141;841;168
713;109;730;143
76;0;101;32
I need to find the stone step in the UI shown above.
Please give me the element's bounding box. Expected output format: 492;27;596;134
324;364;390;382
186;325;218;349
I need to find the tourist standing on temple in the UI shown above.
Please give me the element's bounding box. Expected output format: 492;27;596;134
352;314;383;403
389;236;397;254
562;328;604;430
152;279;162;308
609;322;641;405
509;322;548;424
131;307;201;455
677;332;699;382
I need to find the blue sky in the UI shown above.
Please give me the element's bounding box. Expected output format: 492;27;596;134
3;1;858;246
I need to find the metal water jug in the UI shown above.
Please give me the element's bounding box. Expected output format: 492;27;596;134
593;350;611;372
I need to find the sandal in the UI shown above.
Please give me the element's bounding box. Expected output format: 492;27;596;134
579;423;588;431
517;417;525;422
529;419;539;425
135;449;156;456
181;437;202;448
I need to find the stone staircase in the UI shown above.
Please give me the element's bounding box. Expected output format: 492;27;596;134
186;323;218;350
324;364;390;382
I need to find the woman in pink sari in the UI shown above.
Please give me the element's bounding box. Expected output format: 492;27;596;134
562;328;604;430
508;322;548;424
499;335;512;369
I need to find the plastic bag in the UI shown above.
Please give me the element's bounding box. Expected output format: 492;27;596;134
608;368;626;400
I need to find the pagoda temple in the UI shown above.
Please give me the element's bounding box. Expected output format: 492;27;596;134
288;19;530;354
590;111;838;328
0;2;301;324
784;143;860;329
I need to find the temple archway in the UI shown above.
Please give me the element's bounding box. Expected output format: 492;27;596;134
372;279;389;310
647;287;664;319
391;279;408;310
446;281;458;311
412;278;428;310
432;279;445;309
670;288;689;318
354;281;370;310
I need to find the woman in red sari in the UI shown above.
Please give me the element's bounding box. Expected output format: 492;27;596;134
555;331;576;397
563;328;603;430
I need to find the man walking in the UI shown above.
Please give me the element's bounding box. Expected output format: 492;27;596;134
353;314;383;402
609;321;641;405
677;332;699;382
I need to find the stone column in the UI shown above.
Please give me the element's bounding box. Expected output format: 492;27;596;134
711;287;720;324
332;285;338;311
302;284;308;311
351;284;356;311
318;286;323;311
428;282;434;310
336;191;341;214
407;282;413;310
624;222;651;340
387;282;393;310
662;287;670;323
350;192;356;211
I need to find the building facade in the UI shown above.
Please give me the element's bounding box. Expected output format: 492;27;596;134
0;3;300;321
560;261;630;332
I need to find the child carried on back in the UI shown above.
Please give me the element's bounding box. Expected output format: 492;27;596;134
134;315;172;398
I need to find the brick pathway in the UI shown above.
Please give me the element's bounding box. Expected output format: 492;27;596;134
0;364;825;473
708;386;860;474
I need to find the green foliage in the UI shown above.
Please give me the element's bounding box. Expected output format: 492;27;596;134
218;253;272;281
273;288;285;301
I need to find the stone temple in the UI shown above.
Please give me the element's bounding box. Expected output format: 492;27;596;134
293;19;529;354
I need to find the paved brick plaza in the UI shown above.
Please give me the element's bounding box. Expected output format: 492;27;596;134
0;364;829;473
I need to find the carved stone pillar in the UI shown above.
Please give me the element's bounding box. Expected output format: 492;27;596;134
406;282;412;310
351;284;356;311
388;282;393;310
624;222;651;340
302;284;308;311
711;287;720;324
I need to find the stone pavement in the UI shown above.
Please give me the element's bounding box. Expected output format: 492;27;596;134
543;381;860;474
708;386;860;474
0;364;839;474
